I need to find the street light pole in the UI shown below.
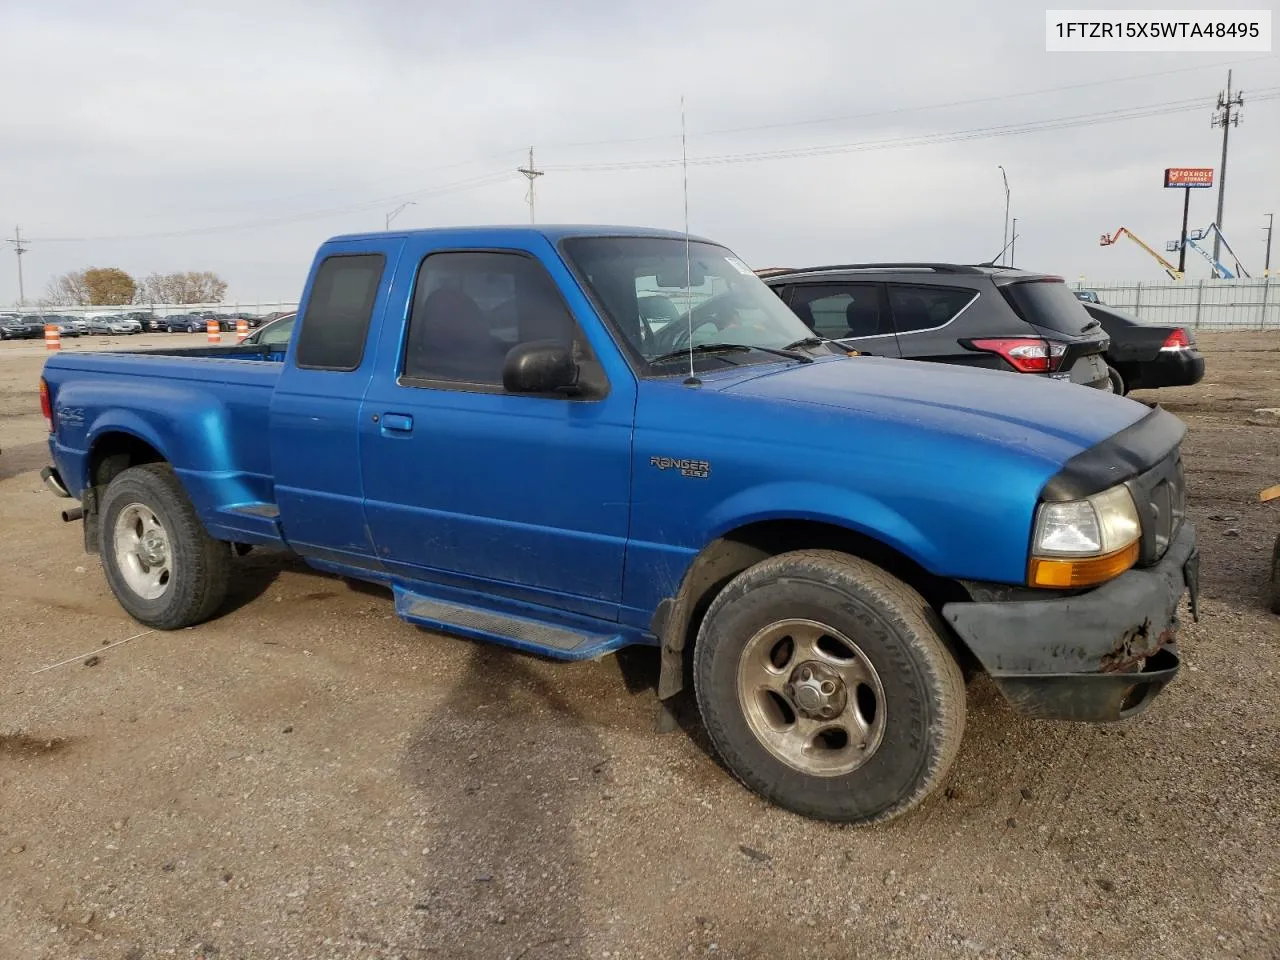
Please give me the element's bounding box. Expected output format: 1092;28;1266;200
998;166;1011;267
1010;218;1018;268
385;201;417;230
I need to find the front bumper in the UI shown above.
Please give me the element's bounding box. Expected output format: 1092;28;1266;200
942;522;1197;722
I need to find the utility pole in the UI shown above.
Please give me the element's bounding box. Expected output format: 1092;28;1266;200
998;166;1010;267
517;147;544;224
1010;218;1018;267
1210;70;1244;268
3;225;28;306
1265;213;1274;276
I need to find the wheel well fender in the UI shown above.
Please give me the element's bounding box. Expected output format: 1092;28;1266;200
652;518;972;700
80;427;168;554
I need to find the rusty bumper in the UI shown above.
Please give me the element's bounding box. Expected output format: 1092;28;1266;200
942;522;1197;722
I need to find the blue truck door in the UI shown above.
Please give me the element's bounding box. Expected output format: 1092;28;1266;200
269;239;400;567
358;235;636;620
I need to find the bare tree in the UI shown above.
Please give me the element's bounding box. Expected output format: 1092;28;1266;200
44;270;91;306
141;271;229;304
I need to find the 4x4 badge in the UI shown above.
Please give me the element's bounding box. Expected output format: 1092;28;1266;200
650;456;710;479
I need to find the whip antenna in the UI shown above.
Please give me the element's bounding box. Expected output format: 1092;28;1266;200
681;95;698;386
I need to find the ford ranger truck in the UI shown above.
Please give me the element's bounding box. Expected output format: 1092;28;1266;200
39;226;1199;824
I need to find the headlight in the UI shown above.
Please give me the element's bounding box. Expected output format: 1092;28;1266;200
1028;484;1141;588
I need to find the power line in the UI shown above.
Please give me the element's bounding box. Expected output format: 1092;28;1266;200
27;170;516;243
545;89;1280;173
19;68;1279;246
1211;70;1245;268
547;54;1279;150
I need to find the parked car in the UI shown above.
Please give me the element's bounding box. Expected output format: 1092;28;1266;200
5;316;47;339
38;315;80;337
762;263;1113;390
1083;302;1206;394
96;316;142;334
161;314;205;333
87;317;111;334
240;313;295;347
0;316;32;339
39;225;1196;825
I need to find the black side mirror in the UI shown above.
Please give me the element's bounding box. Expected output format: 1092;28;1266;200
503;339;579;394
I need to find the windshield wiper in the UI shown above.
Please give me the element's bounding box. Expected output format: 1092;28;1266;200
781;336;828;351
648;343;751;366
650;342;812;366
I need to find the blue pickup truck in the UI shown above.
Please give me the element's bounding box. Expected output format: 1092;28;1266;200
40;226;1198;823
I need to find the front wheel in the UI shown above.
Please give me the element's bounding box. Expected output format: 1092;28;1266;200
1269;534;1280;616
99;463;231;629
693;550;966;823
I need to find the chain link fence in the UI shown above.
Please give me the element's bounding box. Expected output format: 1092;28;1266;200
5;301;300;322
1069;278;1279;330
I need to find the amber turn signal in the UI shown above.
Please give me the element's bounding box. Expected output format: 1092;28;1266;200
1028;540;1140;589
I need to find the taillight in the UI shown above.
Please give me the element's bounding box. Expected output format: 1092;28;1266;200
1161;328;1191;351
969;337;1066;374
39;377;53;432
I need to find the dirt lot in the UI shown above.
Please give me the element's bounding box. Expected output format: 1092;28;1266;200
1;332;1277;960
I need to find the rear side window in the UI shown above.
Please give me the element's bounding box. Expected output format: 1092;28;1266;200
886;284;976;333
789;284;886;339
295;253;385;370
1003;280;1094;336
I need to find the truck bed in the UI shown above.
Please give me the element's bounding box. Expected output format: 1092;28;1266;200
43;347;284;545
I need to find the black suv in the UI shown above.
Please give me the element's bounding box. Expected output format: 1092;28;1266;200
762;263;1112;390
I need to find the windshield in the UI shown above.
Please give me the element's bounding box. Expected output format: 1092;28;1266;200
252;315;295;346
561;236;815;371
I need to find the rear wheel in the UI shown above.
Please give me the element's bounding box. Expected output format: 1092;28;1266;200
99;463;230;629
1107;366;1127;395
693;550;966;823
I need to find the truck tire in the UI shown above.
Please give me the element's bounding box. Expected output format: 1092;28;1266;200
1269;534;1280;616
693;550;965;823
99;463;230;629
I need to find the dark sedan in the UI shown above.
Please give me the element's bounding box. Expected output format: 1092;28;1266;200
1084;303;1205;394
1;318;29;340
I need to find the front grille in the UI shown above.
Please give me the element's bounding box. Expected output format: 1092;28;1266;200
1125;448;1187;566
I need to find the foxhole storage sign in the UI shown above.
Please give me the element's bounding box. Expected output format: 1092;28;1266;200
1164;168;1215;188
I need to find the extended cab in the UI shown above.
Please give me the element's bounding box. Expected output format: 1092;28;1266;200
40;226;1198;823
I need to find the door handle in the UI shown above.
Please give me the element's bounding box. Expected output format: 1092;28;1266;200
381;413;414;433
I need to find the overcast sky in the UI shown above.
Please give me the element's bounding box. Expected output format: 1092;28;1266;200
1;0;1277;305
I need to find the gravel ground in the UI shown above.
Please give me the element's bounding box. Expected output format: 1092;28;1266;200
0;331;1277;960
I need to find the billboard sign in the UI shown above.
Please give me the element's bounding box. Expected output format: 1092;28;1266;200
1164;167;1214;188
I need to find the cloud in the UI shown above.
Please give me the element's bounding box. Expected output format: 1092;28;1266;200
0;0;1276;302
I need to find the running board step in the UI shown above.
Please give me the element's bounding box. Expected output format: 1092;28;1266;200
224;502;281;519
393;589;628;661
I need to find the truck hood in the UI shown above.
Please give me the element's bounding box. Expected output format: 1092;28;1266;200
718;356;1147;462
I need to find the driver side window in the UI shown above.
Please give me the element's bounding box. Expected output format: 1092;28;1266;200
401;250;592;391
